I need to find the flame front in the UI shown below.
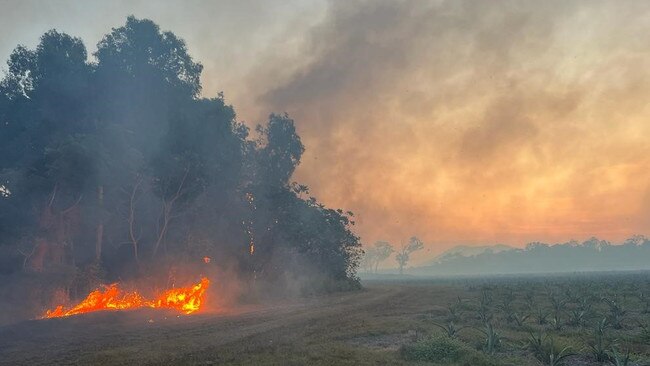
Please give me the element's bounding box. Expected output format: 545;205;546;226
43;277;210;318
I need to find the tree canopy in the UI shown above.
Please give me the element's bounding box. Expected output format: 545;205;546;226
0;17;362;318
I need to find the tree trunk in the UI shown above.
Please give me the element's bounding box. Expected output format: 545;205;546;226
152;167;189;258
95;185;104;261
128;177;142;263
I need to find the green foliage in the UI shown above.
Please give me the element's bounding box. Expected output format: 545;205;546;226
527;331;573;366
401;335;482;363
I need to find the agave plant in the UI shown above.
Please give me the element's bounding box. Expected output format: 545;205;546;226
535;308;549;325
577;296;592;312
431;320;468;339
526;327;573;365
550;312;563;331
610;347;631;366
550;294;567;314
477;301;493;323
512;312;530;327
588;318;611;362
564;288;579;303
455;295;465;308
602;297;626;329
527;329;547;358
477;322;501;355
568;308;589;327
546;345;573;366
446;303;461;322
480;289;493;308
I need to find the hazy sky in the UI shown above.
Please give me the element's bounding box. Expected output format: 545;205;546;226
2;0;650;261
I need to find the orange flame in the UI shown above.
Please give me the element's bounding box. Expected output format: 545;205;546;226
43;277;210;319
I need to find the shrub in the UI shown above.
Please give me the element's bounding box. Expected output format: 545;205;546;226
401;335;468;362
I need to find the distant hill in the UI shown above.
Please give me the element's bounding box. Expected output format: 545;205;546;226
410;236;650;276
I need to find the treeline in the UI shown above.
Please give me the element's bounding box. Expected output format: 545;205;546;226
412;236;650;276
0;17;362;317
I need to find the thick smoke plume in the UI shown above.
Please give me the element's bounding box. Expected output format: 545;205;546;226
0;16;361;324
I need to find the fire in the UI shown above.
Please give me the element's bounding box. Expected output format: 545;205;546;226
43;277;210;319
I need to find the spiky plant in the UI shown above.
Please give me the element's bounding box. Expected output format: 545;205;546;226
536;336;573;366
603;297;626;329
564;288;579;303
446;303;461;322
546;345;573;366
551;312;563;331
432;320;468;339
610;347;631;366
527;329;546;358
480;289;493;308
525;291;535;309
477;322;501;355
568;308;588;327
578;296;592;312
512;312;530;327
588;318;611;362
550;295;567;314
477;305;493;324
535;308;549;325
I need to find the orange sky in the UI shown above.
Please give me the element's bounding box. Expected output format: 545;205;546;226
2;0;650;261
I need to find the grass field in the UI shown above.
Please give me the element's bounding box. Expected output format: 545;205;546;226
1;272;649;365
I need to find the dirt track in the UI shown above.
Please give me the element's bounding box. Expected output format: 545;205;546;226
0;283;433;365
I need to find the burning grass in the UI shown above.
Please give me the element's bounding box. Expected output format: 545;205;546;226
43;277;210;318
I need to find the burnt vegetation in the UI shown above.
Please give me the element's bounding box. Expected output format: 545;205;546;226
0;17;362;322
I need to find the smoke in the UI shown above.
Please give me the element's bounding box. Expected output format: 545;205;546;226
2;0;650;260
237;0;650;258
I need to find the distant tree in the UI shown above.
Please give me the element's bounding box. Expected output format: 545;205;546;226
372;241;394;273
396;236;424;275
623;235;649;247
361;246;377;273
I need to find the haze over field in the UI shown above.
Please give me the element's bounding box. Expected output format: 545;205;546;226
3;0;650;263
